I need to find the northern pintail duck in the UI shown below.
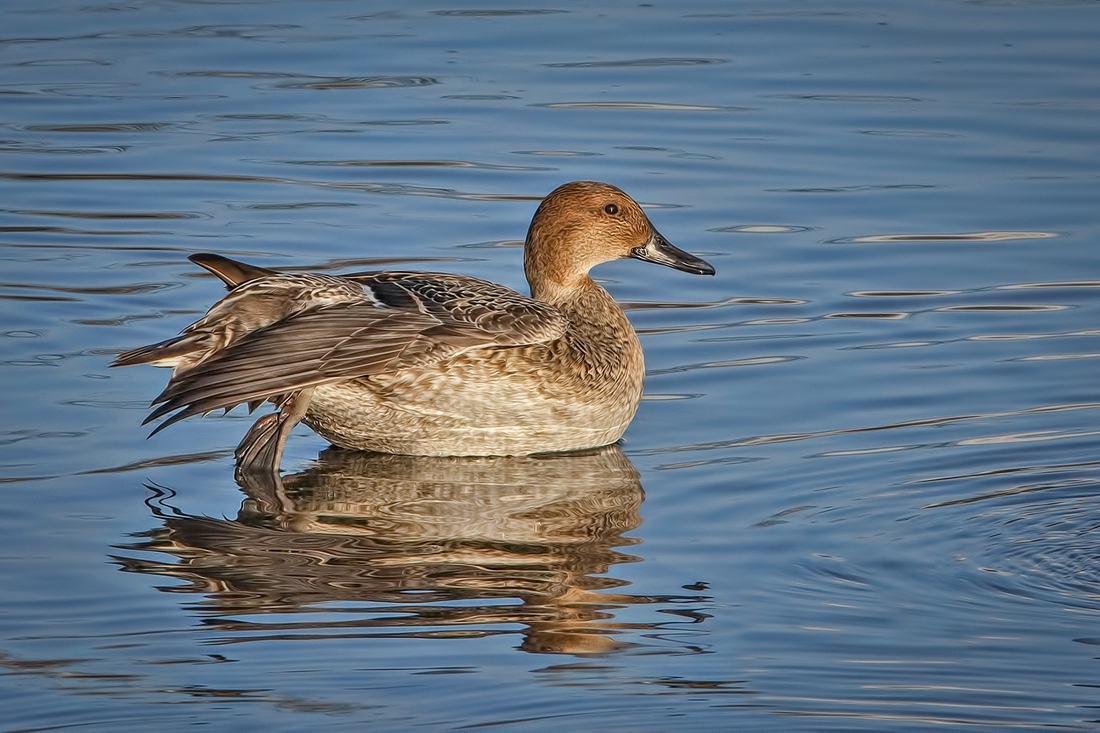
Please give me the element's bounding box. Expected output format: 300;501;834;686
114;181;714;473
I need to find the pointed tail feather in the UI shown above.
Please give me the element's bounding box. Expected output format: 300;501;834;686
111;335;206;369
190;253;277;289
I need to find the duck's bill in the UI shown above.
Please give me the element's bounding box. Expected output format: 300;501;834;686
630;231;715;275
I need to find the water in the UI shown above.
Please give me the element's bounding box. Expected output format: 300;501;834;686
1;0;1099;730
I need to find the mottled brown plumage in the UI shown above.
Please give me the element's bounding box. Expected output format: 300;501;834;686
113;181;714;473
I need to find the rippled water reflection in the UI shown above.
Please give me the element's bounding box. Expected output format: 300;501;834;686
116;447;704;656
2;0;1099;730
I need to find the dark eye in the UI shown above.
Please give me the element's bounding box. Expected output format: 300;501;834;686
604;203;619;215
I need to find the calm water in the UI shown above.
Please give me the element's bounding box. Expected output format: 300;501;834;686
2;0;1099;730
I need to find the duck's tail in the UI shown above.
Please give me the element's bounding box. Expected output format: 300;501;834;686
110;333;212;371
112;253;277;372
111;252;272;370
189;253;276;289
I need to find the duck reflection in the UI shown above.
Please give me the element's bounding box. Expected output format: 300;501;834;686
116;446;699;654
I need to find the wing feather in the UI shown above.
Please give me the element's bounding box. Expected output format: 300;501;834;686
144;270;568;431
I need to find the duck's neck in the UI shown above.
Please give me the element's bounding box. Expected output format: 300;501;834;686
529;274;587;307
534;276;636;350
523;228;597;306
527;268;606;311
523;240;629;328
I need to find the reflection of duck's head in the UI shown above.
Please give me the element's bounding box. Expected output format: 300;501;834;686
116;446;663;654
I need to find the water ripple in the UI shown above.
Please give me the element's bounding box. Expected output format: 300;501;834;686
0;171;545;202
457;239;524;249
0;140;127;155
1013;352;1100;362
79;451;233;474
0;280;181;297
1000;280;1100;290
823;312;909;320
536;102;742;111
766;93;924;103
432;9;567;16
859;129;961;138
849;290;960;298
842;231;1058;243
280;159;552;171
280;77;437;91
4;209;206;220
710;225;815;234
957;429;1100;447
513;150;600;157
935;304;1067;313
275;255;466;272
622;296;804;312
546;58;727;68
638;286;1091;338
924;460;1100;613
773;184;935;194
639;403;1100;455
0;225;161;236
25;122;178;133
173;71;438;90
443;94;520;100
647;355;802;376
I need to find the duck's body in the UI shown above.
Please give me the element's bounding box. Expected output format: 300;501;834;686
114;181;714;473
303;274;642;456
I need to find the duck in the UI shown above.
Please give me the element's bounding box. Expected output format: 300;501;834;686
113;181;715;474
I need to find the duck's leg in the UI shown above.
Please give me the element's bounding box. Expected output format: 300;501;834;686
234;460;291;517
234;388;314;475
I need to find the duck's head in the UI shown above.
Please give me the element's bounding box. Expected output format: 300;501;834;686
524;181;714;302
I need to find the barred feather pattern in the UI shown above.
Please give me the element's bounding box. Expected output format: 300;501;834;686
126;268;569;440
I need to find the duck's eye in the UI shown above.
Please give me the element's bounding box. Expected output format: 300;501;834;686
604;203;619;215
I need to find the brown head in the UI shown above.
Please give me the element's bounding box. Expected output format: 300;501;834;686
523;181;714;303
